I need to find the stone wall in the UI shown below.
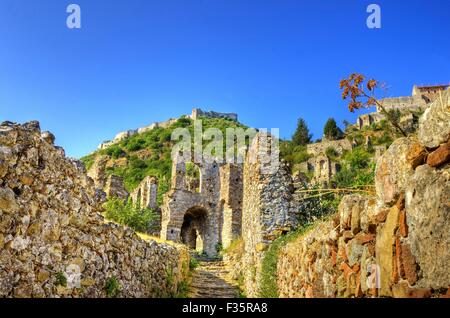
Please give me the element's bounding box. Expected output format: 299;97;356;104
242;133;297;297
161;156;224;256
306;139;352;157
190;108;238;121
220;164;243;249
0;122;190;297
130;176;158;210
276;92;450;298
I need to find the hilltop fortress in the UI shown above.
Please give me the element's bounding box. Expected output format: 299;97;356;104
356;84;449;130
97;108;238;150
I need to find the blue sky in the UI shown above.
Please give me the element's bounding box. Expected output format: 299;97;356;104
1;0;449;158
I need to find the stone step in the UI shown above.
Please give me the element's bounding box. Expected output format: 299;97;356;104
188;260;240;299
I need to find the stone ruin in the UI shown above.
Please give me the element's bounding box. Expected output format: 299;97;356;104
355;84;449;130
189;108;238;121
160;154;243;256
296;139;353;186
97;108;238;150
130;176;158;210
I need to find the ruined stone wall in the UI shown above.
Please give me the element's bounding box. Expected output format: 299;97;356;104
130;176;158;210
242;133;297;297
307;139;352;157
190;108;238;121
0;122;190;297
220;164;243;249
161;157;223;256
276;91;450;298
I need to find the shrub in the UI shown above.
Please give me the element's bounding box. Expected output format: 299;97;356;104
55;272;67;287
103;145;125;159
104;198;159;233
189;258;199;270
333;147;375;188
105;277;120;298
325;146;339;159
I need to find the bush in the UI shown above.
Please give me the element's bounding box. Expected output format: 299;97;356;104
103;145;125;159
333;147;375;188
325;147;339;159
104;198;159;233
125;138;146;152
105;277;120;298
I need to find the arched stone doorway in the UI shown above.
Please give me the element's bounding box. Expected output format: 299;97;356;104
180;206;208;253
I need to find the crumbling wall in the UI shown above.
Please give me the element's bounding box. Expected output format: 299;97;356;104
0;122;190;298
130;176;158;210
220;164;243;249
161;157;224;256
276;92;450;298
242;133;297;297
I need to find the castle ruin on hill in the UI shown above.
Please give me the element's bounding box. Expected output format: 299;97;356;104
356;84;449;130
97;108;238;150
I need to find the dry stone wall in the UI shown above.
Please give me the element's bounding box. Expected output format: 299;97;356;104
276;92;450;298
0;121;189;298
242;133;297;297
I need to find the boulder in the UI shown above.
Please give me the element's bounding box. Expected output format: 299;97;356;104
405;164;450;290
426;141;450;167
375;205;399;296
375;138;416;206
418;89;450;148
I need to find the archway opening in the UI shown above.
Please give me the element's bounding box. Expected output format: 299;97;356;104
180;207;207;252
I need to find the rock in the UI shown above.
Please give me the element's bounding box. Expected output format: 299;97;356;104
23;120;40;132
426;141;450;167
392;281;432;298
375;205;399;297
375;138;416;206
418;89;450;148
347;239;364;267
255;242;268;252
406;143;427;169
398;242;418;286
405;164;450;290
0;159;7;178
398;209;408;238
41;131;56;145
0;187;19;213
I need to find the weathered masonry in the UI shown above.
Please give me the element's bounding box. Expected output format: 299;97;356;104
160;154;243;256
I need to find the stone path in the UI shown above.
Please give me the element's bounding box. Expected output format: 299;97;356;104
188;257;240;298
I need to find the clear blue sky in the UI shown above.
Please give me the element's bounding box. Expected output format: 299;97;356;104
1;0;449;158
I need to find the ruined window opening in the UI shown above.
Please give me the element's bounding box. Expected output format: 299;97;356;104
185;162;201;193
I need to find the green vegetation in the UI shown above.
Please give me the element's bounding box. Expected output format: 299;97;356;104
55;272;67;287
323;118;342;140
189;258;199;270
292;117;312;146
104;198;159;233
105;276;120;298
325;146;339;160
333;147;375;188
280;142;311;170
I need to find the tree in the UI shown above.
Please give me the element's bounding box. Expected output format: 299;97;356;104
292;118;312;146
339;73;407;137
323;118;342;140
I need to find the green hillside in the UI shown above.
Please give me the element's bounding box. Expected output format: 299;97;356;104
81;116;248;204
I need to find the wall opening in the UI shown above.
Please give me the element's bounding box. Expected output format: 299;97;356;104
180;206;207;252
185;162;201;193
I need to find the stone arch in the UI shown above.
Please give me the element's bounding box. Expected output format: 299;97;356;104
180;206;208;252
